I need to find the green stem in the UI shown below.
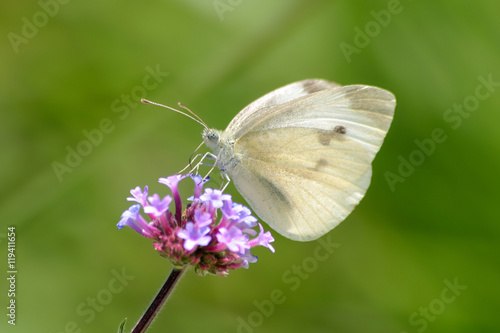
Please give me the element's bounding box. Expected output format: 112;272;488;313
131;267;187;333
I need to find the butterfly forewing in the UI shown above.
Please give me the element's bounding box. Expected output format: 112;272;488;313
225;79;341;139
227;84;395;160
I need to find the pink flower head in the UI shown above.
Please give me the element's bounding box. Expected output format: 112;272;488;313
117;174;275;276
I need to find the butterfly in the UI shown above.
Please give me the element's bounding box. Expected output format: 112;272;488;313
145;79;396;241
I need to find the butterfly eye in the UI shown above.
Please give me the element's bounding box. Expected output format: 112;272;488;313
204;130;219;142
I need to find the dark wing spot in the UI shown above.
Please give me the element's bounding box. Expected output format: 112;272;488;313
259;178;292;208
317;126;347;146
334;125;347;134
309;159;329;172
302;80;326;94
318;131;333;146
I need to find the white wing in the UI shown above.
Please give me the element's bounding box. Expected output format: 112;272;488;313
223;80;395;241
226;81;395;160
226;79;340;135
230;127;371;241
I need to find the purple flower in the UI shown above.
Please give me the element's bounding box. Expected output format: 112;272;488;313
200;188;231;209
144;194;172;218
177;222;211;251
127;186;148;206
159;174;188;221
221;202;258;235
236;205;258;226
249;223;275;253
118;173;275;276
193;209;212;228
117;205;157;238
222;202;257;226
158;174;187;189
238;249;258;269
190;174;209;199
221;199;238;219
216;226;250;253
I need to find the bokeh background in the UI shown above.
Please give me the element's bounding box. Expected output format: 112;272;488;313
1;0;499;332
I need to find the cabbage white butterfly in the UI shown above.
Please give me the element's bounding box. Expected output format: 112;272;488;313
144;79;395;241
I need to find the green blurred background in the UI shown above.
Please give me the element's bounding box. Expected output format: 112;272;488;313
1;0;499;332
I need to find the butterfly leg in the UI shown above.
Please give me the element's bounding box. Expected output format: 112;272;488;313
177;140;208;174
220;170;231;191
197;152;220;182
177;159;196;175
177;151;216;175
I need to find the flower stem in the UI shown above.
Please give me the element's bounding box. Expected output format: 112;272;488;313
131;267;187;333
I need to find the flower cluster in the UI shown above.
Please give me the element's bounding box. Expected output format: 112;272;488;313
117;174;275;276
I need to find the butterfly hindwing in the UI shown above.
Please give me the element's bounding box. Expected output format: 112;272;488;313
229;126;372;241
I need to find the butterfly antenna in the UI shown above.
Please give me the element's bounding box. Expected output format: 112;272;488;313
178;103;208;129
141;99;208;129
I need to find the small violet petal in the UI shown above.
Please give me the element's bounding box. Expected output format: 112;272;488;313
158;174;188;190
222;203;257;228
238;249;258;269
144;194;172;217
249;223;275;253
178;222;211;251
237;205;258;227
221;200;238;219
159;174;188;223
216;226;250;253
117;204;157;238
193;209;212;228
190;174;209;199
127;186;148;206
200;188;231;209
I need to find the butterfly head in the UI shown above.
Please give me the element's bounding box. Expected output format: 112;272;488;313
202;128;221;151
